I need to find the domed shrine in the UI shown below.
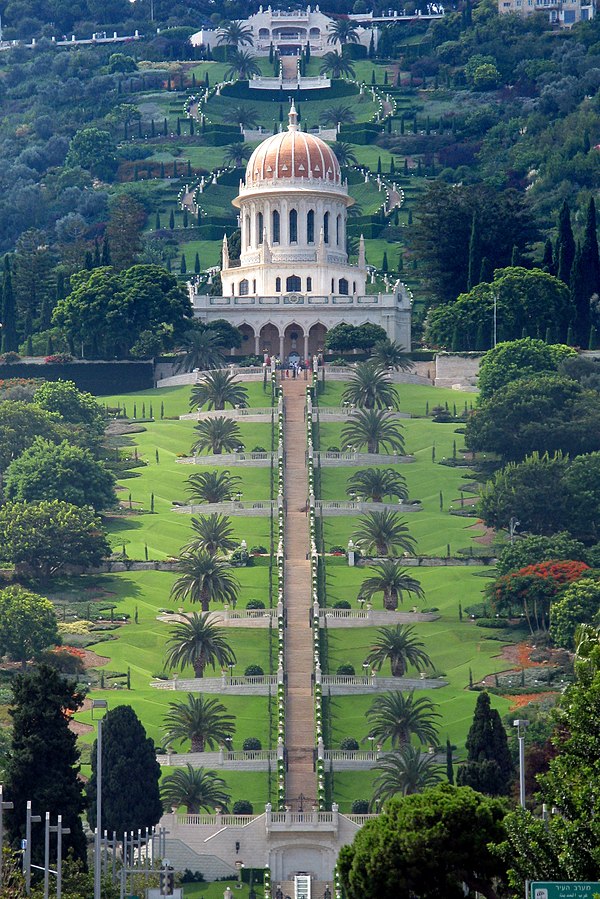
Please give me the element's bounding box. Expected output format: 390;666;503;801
190;105;412;363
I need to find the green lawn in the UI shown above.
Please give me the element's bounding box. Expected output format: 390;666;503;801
184;879;265;898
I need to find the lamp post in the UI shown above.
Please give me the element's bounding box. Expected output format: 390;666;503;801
513;718;529;808
92;699;108;899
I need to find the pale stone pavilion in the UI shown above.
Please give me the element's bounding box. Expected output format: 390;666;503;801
190;105;412;362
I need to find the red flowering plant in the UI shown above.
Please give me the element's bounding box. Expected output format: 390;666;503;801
486;560;589;634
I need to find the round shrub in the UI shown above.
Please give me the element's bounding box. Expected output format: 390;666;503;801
232;800;254;814
249;545;267;555
337;663;355;675
252;445;267;452
327;445;341;452
330;545;346;554
244;664;264;676
333;600;351;609
246;599;265;609
351;799;369;813
242;737;262;751
341;737;360;751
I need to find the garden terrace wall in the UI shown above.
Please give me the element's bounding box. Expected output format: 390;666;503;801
0;361;153;394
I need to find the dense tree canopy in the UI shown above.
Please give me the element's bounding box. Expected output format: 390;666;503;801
53;265;191;359
0;500;110;577
0;586;59;668
477;338;576;399
5;438;116;510
456;692;514;796
339;784;508;899
465;374;600;461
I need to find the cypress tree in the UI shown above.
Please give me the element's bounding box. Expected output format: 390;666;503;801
467;212;480;291
390;157;395;175
190;118;195;136
1;257;17;352
46;334;54;355
166;256;172;272
155;211;161;230
400;117;405;135
451;325;460;351
511;244;520;267
176;117;181;136
474;322;487;351
84;250;93;269
101;236;111;265
93;239;101;267
479;257;493;284
180;253;187;274
376;156;382;175
456;691;514;796
566;322;575;346
557;199;576;285
403;157;408;174
571;235;595;346
183;208;189;228
542;237;555;274
545;325;553;344
589;325;598;350
446;738;454;784
86;706;162;836
371;69;376;85
269;42;274;63
205;72;209;88
382;251;388;272
408;209;413;225
26;335;33;355
137;118;142;138
194;252;201;273
4;666;87;863
368;32;375;59
163;117;168;136
384;70;388;85
169;210;175;230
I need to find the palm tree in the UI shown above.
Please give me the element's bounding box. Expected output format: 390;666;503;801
372;340;413;372
223;142;253;168
225;50;261;81
365;690;440;748
346;468;408;503
171;550;239;611
352;511;416;557
163;694;236;752
177;328;225;373
327;19;361;45
184;514;238;556
341;409;405;454
331;141;358;167
365;625;432;676
191;417;243;455
342;362;398;409
230;105;259;129
358;562;423;611
165;612;236;678
190;370;249;412
186;470;242;504
371;747;442;806
217;20;254;46
161;764;231;813
319;51;355;79
319;105;356;127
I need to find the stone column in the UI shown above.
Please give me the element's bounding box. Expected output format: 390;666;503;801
255;333;261;355
303;332;309;360
279;332;284;360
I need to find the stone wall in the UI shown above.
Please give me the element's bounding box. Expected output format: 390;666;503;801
434;353;482;389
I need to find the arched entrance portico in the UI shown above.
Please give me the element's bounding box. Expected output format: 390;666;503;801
308;323;327;357
283;322;304;364
238;323;257;356
259;323;280;359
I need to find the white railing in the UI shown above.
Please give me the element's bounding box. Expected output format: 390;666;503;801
268;812;334;825
345;814;379;825
318;406;411;419
176;813;259;826
321;675;373;686
151;674;277;690
320;609;368;619
325;750;380;761
317;500;422;512
180;407;274;420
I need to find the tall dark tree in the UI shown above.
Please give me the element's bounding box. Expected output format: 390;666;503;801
467;212;480;291
572;198;600;344
106;196;146;271
541;238;555;275
86;705;162;836
556;199;576;286
4;665;87;864
1;257;17;352
457;692;513;796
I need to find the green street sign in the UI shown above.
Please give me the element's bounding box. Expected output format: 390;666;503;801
531;884;600;899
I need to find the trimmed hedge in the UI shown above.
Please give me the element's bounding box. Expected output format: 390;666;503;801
339;121;381;145
220;79;357;103
342;43;367;60
0;362;154;395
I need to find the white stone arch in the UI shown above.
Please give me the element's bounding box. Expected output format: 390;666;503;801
268;840;338;882
308;320;328;356
237;321;257;356
259;321;282;358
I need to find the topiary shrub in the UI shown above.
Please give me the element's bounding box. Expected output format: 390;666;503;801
249;545;267;554
243;737;262;750
246;599;265;609
351;799;369;813
244;664;264;676
230;547;252;567
341;737;359;750
333;600;351;609
337;663;355;675
327;445;341;452
330;545;346;554
252;445;267;452
232;799;254;814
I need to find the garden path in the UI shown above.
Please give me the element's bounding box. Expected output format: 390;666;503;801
283;378;317;807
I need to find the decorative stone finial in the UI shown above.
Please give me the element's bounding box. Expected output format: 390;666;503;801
288;102;298;131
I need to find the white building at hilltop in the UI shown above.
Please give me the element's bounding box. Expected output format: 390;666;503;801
190;105;412;362
191;5;377;56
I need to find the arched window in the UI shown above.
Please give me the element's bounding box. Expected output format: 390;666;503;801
257;212;263;245
307;276;312;292
272;210;280;243
339;278;349;296
289;209;298;243
275;277;281;292
286;275;302;292
245;214;251;248
336;214;341;246
324;211;330;244
307;209;315;244
239;279;249;296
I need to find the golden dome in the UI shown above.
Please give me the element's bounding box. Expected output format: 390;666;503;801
245;103;341;188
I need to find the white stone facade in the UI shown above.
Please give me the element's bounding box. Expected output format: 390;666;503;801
191;106;412;360
191;6;377;56
498;0;594;24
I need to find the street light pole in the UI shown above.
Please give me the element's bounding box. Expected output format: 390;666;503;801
513;719;529;808
92;699;108;899
0;785;14;888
